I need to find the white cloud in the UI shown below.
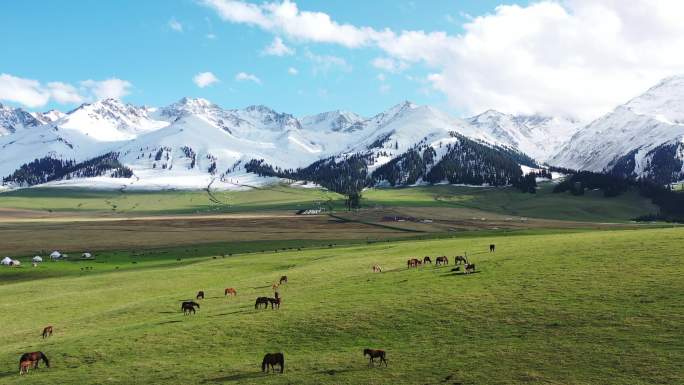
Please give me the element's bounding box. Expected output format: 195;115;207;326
204;0;684;120
46;82;83;104
235;72;262;84
0;73;51;108
288;67;298;75
169;18;183;32
0;74;132;108
193;72;220;88
262;36;294;56
305;50;351;74
206;33;217;39
377;73;386;82
372;57;408;73
80;78;132;100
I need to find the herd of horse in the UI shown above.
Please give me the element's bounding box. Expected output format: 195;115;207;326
17;245;494;376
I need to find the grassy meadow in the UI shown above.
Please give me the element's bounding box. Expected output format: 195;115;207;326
0;182;657;222
0;227;682;384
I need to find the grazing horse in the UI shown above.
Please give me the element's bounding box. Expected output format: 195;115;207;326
182;301;200;315
465;263;476;274
196;291;205;300
268;296;281;309
455;255;468;265
489;244;496;252
19;352;49;374
42;326;53;339
423;256;432;264
407;258;421;268
279;275;288;285
224;288;237;296
435;256;449;266
372;264;382;273
363;349;388;367
262;352;284;373
255;297;270;309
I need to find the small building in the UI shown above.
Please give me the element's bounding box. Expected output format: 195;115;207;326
81;252;94;260
50;251;63;260
32;256;43;263
0;257;12;266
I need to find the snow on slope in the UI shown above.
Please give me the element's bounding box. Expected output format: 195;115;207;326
0;98;551;190
467;110;581;162
31;109;66;125
57;98;169;141
0;103;41;136
551;75;684;176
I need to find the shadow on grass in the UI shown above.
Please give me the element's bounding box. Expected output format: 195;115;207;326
440;270;482;277
209;309;252;317
314;367;367;376
157;320;182;325
201;371;264;383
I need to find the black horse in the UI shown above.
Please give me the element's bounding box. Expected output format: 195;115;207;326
255;297;270;309
363;348;387;367
489;244;496;252
182;301;200;314
455;255;468;265
262;352;284;373
196;291;205;300
268;293;281;309
465;263;476;274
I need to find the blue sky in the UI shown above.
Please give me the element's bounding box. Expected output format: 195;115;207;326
1;1;681;120
0;0;525;116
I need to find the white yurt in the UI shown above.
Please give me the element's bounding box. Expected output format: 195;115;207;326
1;257;12;265
50;251;62;260
81;252;93;259
32;256;43;263
11;260;21;266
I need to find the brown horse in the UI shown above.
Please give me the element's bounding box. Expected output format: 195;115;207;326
19;352;49;374
363;349;387;367
255;297;270;309
42;326;53;339
224;288;237;296
196;291;205;300
407;258;420;268
423;256;432;264
268;295;281;309
455;255;468;265
279;275;288;285
262;352;284;373
435;256;449;265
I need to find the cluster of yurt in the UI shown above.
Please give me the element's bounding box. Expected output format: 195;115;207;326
1;256;21;266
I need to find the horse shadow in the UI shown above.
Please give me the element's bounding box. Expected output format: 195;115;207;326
209;309;251;317
201;371;264;383
157;320;182;325
441;270;482;277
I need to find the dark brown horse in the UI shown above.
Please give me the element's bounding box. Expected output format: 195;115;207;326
196;291;205;300
262;352;284;373
435;256;449;265
19;352;49;374
455;255;468;265
489;244;496;252
255;297;270;309
268;292;281;309
363;349;387;367
182;301;200;314
42;326;53;339
407;258;420;268
224;288;237;296
423;256;432;264
279;275;288;285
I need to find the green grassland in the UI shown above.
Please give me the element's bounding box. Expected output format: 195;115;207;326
0;183;658;222
0;227;681;385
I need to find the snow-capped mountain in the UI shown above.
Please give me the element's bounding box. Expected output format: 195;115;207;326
551;75;684;183
0;97;543;190
467;110;581;162
31;109;66;125
0;103;41;136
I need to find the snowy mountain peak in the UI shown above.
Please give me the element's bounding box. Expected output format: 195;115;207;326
300;110;365;132
0;103;41;135
624;74;684;124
